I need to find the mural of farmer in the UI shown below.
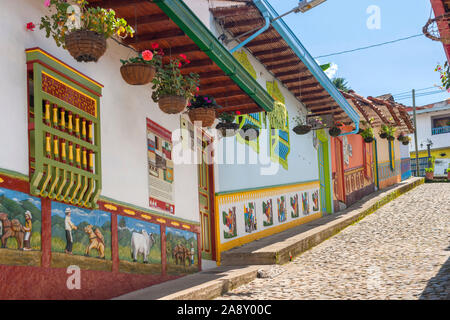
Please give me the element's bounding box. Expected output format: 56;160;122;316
64;208;77;254
190;242;195;266
22;211;32;251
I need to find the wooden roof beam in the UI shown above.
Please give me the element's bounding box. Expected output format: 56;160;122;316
245;36;283;48
274;68;309;78
123;29;185;45
200;79;236;90
259;54;298;64
252;46;291;56
299;95;332;103
88;0;143;9
224;18;264;28
282;76;315;84
121;13;170;26
267;60;303;71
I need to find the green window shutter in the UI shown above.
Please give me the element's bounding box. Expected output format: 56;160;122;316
26;49;102;209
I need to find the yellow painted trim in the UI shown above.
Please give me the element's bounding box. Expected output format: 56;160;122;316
123;209;136;216
182;224;191;229
26;48;103;88
216;212;322;264
171;221;180;227
104;204;117;211
42;71;98;118
141;214;152;220
0;177;4;183
215;192;221;266
157;218;166;224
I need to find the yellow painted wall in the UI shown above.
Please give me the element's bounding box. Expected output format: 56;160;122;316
410;147;450;159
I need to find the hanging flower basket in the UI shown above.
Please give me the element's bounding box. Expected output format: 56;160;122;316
65;30;107;62
120;63;156;85
293;125;312;135
158;95;187;114
188;108;216;127
387;135;395;141
329;126;341;137
239;124;260;141
379;132;388;139
402;140;410;145
216;122;240;137
364;136;374;143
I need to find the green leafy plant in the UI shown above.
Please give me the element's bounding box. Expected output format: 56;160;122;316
151;56;200;102
187;94;221;110
425;168;434;173
380;123;397;140
39;0;134;48
360;127;374;139
218;112;238;124
435;62;450;91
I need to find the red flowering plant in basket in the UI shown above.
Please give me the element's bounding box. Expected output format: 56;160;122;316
120;43;163;85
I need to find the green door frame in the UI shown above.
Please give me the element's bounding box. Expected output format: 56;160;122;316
373;139;380;189
317;130;333;214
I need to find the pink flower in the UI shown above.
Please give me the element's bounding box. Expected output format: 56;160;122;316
44;0;51;7
178;62;182;68
141;50;153;61
196;87;200;92
151;42;159;50
185;59;191;64
447;88;450;93
26;22;35;31
179;54;187;60
236;111;241;115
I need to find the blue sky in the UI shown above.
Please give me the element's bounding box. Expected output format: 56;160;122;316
267;0;449;106
120;216;160;235
51;202;110;227
0;187;41;209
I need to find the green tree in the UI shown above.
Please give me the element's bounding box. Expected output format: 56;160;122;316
332;77;351;92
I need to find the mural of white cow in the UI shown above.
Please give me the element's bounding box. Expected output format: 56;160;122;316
131;230;155;263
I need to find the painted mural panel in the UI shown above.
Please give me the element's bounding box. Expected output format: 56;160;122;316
166;227;198;274
244;202;257;233
0;187;41;266
223;207;237;239
118;216;161;274
51;202;112;271
218;184;322;245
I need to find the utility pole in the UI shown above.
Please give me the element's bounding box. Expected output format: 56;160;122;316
412;89;420;176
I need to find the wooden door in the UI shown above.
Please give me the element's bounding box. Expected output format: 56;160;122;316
335;138;346;203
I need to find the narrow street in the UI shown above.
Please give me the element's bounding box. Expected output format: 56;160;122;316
218;183;450;300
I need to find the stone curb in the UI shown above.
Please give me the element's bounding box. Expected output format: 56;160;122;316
221;177;425;266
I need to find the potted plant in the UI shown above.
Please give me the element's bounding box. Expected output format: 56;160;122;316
328;122;342;137
187;94;220;127
216;112;240;137
239;123;260;141
360;127;375;143
120;44;163;85
446;167;450;180
268;101;288;130
402;136;412;145
425;167;434;180
151;55;200;114
39;0;134;62
380;123;397;141
292;115;311;135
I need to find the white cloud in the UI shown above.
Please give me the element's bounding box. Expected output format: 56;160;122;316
27;198;41;208
12;198;20;202
324;63;338;79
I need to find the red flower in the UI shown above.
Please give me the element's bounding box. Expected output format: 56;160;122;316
236;111;241;115
158;49;165;56
178;62;182;68
26;22;35;31
196;87;200;92
141;50;153;61
151;42;159;50
185;59;191;64
179;54;187;60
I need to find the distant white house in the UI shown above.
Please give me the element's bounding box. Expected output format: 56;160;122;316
407;99;450;175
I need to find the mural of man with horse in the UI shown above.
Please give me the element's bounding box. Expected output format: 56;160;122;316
0;212;25;250
84;224;105;259
64;208;77;255
23;211;32;251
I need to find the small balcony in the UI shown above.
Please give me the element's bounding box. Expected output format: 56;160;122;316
431;126;450;135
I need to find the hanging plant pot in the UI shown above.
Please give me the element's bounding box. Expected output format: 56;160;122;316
293;125;312;135
387;135;395;141
239;125;260;141
188;107;217;127
364;136;374;143
216;122;240;137
158;95;187;114
379;132;388;139
65;30;107;63
357;128;364;134
328;126;342;137
120;63;156;85
402;140;410;145
397;135;405;142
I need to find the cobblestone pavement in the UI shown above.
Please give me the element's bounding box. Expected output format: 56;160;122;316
218;183;450;300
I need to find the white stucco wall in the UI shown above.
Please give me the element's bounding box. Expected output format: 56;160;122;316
408;109;450;153
0;0;199;223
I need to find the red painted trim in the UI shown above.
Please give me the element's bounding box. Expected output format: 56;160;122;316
197;231;202;271
40;198;52;268
430;0;450;61
25;47;104;88
27;60;102;98
111;213;119;273
161;224;167;276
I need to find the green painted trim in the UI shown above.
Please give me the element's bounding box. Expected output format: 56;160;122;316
99;195;200;226
215;179;319;196
374;139;380;189
154;0;274;112
0;168;29;181
316;130;332;213
25;49;102;95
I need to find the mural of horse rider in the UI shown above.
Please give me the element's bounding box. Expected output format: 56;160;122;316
64;208;77;254
23;211;32;251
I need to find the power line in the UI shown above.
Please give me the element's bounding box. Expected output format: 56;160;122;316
393;88;445;99
314;34;424;59
391;86;437;97
394;90;446;101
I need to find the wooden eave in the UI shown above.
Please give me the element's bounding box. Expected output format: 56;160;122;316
210;3;353;124
89;0;274;115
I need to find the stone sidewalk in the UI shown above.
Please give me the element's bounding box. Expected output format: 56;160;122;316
115;177;426;300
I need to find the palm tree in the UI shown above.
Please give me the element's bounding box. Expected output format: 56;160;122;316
332;77;351;92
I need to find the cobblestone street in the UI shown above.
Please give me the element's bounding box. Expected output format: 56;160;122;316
218;183;450;300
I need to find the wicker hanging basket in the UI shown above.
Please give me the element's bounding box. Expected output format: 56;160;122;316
329;126;341;137
402;140;410;145
364;136;374;143
216;122;240;137
120;63;155;85
293;125;312;135
65;30;107;62
158;95;187;114
188;108;217;127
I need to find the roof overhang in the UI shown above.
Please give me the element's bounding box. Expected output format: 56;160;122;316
89;0;274;114
429;0;450;61
211;0;359;128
